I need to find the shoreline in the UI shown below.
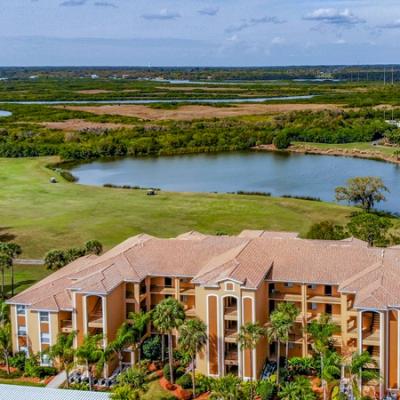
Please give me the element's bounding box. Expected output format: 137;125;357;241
254;143;400;165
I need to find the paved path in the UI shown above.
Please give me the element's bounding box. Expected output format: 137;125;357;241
46;370;66;388
13;258;44;265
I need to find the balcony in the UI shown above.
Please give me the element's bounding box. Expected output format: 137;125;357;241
180;287;195;296
269;291;302;302
224;329;238;343
363;330;380;346
224;307;238;321
88;313;103;329
288;333;304;344
224;351;238;365
308;313;341;324
61;320;73;333
150;285;176;295
307;295;341;305
184;307;196;318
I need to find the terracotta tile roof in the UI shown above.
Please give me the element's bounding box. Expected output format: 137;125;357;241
8;230;400;311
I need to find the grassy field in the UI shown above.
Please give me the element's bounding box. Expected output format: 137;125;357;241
4;264;49;296
0;157;354;259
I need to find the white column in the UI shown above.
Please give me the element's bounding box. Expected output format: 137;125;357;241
357;311;363;354
83;295;88;335
102;296;108;347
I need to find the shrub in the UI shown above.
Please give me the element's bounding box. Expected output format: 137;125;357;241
68;382;89;391
256;378;276;400
24;356;57;378
287;357;318;376
305;221;347;240
142;336;161;361
0;369;22;379
59;169;78;182
176;373;192;389
273;132;291;149
162;363;184;382
9;351;27;371
195;373;212;395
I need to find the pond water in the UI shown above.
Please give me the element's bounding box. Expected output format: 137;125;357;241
70;151;400;213
0;110;11;117
0;95;314;105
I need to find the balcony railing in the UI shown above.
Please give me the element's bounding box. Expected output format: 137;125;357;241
224;351;238;365
224;329;238;343
269;291;302;302
224;307;238;320
307;295;341;304
88;313;103;329
184;307;196;317
61;319;73;333
150;286;176;295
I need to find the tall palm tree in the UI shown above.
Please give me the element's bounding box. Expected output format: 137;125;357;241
275;302;300;366
237;322;265;400
128;311;150;363
321;350;341;399
0;243;21;297
106;322;136;373
48;331;76;388
344;351;380;400
0;301;9;326
308;313;338;400
76;334;106;391
0;322;12;374
152;297;185;384
267;310;288;389
178;317;207;396
0;253;12;299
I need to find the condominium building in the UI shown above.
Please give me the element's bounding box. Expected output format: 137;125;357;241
7;230;400;397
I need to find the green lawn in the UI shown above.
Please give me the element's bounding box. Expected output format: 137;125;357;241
4;264;49;296
142;379;174;400
0;157;354;260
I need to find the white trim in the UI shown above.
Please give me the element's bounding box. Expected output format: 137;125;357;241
102;296;107;349
358;310;363;354
83;295;88;335
72;293;77;348
241;295;256;380
221;294;239;377
14;306;19;353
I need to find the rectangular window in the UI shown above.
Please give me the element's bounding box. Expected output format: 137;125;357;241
18;326;27;336
325;286;332;296
39;312;49;323
325;304;332;314
181;295;188;303
40;354;51;366
164;277;172;288
307;284;317;290
40;332;50;344
284;282;294;288
16;305;26;315
310;303;318;311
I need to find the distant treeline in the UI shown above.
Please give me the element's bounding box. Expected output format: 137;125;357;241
0;109;398;160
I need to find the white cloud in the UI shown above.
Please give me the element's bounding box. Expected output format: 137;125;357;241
304;8;365;26
141;9;181;20
226;16;286;33
198;7;219;16
377;19;400;29
271;36;285;45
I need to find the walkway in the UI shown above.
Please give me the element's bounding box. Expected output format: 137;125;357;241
46;370;66;388
0;384;110;400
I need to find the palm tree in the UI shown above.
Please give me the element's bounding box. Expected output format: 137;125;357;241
0;243;21;297
308;313;338;400
279;376;316;400
0;253;12;299
267;310;288;389
128;311;150;363
0;323;12;374
237;322;265;399
152;297;185;384
106;322;136;373
76;334;106;391
210;374;243;400
344;351;380;400
48;331;76;388
275;302;300;366
321;350;341;399
0;301;9;326
178;317;207;396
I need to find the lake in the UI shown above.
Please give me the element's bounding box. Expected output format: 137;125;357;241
0;110;11;117
70;151;400;213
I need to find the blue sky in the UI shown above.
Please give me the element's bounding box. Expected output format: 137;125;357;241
1;0;400;66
